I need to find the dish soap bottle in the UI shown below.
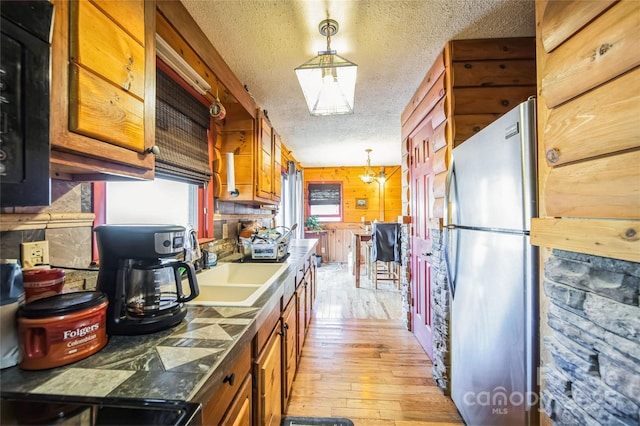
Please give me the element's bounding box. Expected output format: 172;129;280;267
207;243;217;267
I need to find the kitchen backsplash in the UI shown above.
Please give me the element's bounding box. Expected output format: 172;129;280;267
0;181;278;290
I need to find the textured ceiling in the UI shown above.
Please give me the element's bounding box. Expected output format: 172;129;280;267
180;0;535;167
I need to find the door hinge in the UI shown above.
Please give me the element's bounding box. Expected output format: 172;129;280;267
411;297;415;307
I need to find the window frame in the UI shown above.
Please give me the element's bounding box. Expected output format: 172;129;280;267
306;181;343;222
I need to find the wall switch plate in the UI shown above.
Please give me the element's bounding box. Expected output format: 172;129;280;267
222;223;229;239
21;241;50;268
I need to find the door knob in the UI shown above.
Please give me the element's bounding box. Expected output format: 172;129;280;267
423;252;432;256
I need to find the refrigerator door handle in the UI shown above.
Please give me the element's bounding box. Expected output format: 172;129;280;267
444;160;458;299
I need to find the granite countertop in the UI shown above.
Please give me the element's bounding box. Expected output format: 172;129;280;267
0;239;317;406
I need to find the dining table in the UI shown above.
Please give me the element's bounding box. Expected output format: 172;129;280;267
351;230;372;288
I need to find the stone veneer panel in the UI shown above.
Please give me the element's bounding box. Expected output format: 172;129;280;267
399;223;411;330
430;229;451;395
542;249;639;426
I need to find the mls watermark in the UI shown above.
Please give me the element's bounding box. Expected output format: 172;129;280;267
462;386;541;415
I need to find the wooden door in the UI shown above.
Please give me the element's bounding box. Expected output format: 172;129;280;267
409;118;435;360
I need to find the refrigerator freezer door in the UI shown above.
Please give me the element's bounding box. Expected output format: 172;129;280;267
450;99;536;232
451;228;537;426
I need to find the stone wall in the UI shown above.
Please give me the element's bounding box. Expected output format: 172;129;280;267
430;229;451;395
399;223;411;330
542;249;640;425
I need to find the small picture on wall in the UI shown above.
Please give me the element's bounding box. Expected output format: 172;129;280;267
355;198;368;209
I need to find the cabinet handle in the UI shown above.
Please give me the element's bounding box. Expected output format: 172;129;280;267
223;373;236;387
283;322;289;330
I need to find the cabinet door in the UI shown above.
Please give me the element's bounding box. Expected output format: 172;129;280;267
281;297;297;408
272;131;282;202
221;374;252;426
255;327;282;426
296;280;307;359
50;0;154;180
256;113;273;200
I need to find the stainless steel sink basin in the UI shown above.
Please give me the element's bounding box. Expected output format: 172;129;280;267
188;262;288;307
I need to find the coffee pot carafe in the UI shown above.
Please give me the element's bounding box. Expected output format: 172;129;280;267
95;224;199;335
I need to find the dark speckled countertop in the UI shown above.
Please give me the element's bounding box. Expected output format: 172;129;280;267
0;239;317;406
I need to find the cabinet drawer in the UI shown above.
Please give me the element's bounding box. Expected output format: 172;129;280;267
70;0;145;99
201;344;252;426
69;65;145;152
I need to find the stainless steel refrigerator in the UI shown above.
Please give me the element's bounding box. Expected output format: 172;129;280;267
445;98;539;426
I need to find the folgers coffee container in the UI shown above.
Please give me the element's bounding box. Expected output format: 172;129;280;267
17;291;108;370
23;268;65;303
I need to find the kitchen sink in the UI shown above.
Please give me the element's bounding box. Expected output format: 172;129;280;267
187;262;288;307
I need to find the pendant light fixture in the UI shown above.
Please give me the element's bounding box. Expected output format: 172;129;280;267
295;19;358;116
360;149;377;184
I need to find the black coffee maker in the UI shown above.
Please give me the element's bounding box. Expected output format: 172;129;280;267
95;224;199;335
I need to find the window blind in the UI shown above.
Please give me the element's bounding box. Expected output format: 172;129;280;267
308;183;341;205
155;68;212;185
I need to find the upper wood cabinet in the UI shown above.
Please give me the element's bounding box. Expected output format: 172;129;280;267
219;108;282;205
50;0;156;180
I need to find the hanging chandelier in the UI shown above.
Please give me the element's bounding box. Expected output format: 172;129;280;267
360;149;377;184
294;19;358;116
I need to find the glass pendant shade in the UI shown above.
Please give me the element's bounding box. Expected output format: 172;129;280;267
295;51;357;116
295;19;357;116
360;149;377;183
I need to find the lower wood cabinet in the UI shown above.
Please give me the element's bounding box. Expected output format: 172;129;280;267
296;277;308;360
200;253;317;424
201;344;252;426
221;373;252;426
281;296;297;409
254;325;282;426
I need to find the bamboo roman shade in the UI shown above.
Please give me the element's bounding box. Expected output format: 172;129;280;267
155;68;211;185
308;183;341;205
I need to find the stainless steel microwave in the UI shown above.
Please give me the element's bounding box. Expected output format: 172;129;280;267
0;1;53;207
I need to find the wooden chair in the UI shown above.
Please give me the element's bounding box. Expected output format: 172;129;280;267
370;223;401;290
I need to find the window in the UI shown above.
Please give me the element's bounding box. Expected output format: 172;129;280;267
106;178;198;227
307;182;342;222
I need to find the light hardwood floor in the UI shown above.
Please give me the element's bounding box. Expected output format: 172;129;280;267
285;263;464;426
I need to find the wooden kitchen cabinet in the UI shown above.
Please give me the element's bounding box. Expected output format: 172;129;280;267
281;296;297;409
255;110;282;203
200;344;252;426
49;0;156;180
254;322;282;426
219;107;282;205
296;273;308;360
220;374;252;426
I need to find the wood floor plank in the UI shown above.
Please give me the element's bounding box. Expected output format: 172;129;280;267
285;263;463;425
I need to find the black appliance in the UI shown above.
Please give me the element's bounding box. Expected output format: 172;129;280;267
0;1;53;207
95;225;199;336
0;392;202;426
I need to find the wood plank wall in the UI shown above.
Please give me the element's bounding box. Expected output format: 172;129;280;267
303;166;402;225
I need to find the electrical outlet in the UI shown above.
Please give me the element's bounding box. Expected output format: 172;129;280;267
222;223;229;239
21;241;50;268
